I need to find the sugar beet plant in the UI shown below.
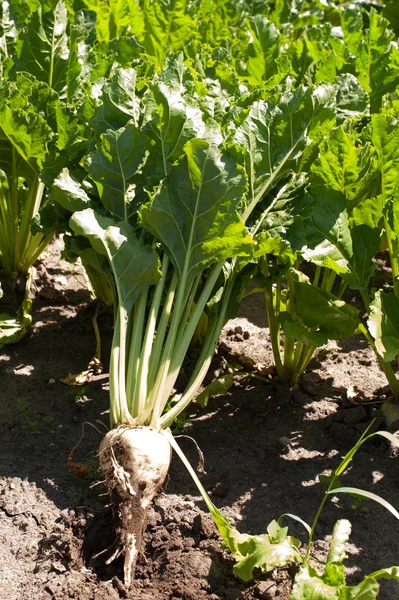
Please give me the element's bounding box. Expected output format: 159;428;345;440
0;0;100;345
49;53;336;583
228;4;399;387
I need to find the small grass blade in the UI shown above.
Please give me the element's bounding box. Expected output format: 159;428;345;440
329;487;399;521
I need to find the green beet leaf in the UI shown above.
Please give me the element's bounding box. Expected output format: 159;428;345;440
81;0;144;44
291;564;341;600
70;208;161;312
244;15;282;86
142;0;196;66
0;299;32;348
16;0;69;93
92;68;142;136
368;290;399;362
233;520;302;581
341;7;398;113
144;56;209;169
327;520;351;566
305;128;382;289
140;139;253;281
230;84;335;218
49;168;92;212
89;123;153;221
293;282;359;338
334;74;369;122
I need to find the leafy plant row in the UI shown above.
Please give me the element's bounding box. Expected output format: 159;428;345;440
1;0;399;598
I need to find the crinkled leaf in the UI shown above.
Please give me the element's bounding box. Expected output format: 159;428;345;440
253;231;294;262
327;520;351;566
142;0;196;66
144;57;208;168
367;566;399;583
306;142;381;290
233;524;302;581
339;578;379;600
70;208;161;312
368;290;399;362
369;113;399;203
82;0;144;44
291;564;341;600
334;74;369;122
89;123;153;220
92;68;141;136
367;113;399;254
231;85;336;213
0;105;52;173
140;139;252;281
302;241;350;278
16;0;69;93
49;168;91;212
256;174;314;252
341;7;398;112
311;128;377;204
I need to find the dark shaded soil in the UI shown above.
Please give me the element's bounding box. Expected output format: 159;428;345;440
1;239;398;600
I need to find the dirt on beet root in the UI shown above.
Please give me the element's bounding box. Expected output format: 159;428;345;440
0;239;398;600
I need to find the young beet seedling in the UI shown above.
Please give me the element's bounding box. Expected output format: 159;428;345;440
182;422;399;597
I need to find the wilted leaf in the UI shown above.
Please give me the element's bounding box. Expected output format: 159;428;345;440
196;374;234;407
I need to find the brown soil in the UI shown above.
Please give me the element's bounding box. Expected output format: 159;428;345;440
1;239;398;600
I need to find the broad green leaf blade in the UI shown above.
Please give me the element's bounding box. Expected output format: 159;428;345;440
144;56;209;171
334;74;369;122
82;0;144;44
256;174;314;253
370;113;399;200
329;487;399;522
244;15;281;85
70;208;161;313
341;7;398;112
305;128;381;289
140;139;252;281
283;318;329;348
293;282;359;339
17;0;69;92
327;520;351;565
142;0;196;66
49;168;91;212
302;241;350;278
368;290;399;361
0;105;52;173
89;123;153;221
368;115;399;253
311;128;377;202
92;68;141;136
230;84;336;220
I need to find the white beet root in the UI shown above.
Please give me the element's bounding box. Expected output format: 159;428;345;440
99;425;171;585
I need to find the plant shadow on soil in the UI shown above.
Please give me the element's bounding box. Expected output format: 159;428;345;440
0;257;399;599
